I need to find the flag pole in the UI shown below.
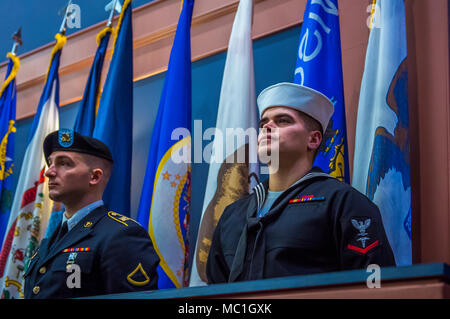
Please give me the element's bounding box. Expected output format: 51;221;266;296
58;0;73;35
10;28;22;55
106;0;120;27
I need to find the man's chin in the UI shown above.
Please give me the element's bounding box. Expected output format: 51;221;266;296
48;192;63;202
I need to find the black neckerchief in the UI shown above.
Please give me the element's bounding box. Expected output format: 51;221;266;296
228;167;334;282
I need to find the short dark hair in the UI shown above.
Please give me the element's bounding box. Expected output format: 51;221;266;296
298;111;323;133
82;153;114;186
295;110;323;159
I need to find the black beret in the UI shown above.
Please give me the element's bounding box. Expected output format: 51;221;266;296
44;129;113;165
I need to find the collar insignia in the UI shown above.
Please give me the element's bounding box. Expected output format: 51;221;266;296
84;221;93;228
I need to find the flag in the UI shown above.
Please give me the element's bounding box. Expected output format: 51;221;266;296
0;34;64;299
136;0;194;289
0;53;19;252
93;0;133;216
74;26;112;136
189;0;258;287
352;0;411;266
294;0;349;183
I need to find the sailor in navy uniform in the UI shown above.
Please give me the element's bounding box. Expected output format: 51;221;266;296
24;129;160;299
206;83;395;283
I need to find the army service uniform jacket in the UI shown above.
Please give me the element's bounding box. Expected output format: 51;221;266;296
206;167;396;283
24;206;160;298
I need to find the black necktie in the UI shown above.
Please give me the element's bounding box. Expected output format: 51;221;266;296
50;221;68;249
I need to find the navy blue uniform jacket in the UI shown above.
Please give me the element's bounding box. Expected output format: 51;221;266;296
24;205;159;298
206;168;396;283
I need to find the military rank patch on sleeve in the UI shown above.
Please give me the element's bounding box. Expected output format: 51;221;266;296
127;263;150;286
347;217;379;254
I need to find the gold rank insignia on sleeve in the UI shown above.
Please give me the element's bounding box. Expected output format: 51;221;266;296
107;211;136;227
127;263;150;286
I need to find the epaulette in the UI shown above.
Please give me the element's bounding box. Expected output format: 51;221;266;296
107;211;138;227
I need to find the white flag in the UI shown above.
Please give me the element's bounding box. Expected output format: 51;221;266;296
189;0;258;287
352;0;411;266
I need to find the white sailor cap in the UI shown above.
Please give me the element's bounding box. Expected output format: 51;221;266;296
257;82;334;133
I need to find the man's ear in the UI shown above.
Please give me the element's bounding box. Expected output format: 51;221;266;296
90;168;104;186
307;130;322;152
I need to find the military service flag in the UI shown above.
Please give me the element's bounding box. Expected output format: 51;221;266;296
0;33;64;299
294;0;349;183
189;0;258;287
93;0;133;216
352;0;411;266
0;53;19;252
137;0;194;289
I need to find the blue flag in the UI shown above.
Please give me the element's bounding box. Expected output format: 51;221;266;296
0;53;18;251
74;27;112;136
353;0;411;265
137;0;194;289
93;0;133;216
294;0;349;183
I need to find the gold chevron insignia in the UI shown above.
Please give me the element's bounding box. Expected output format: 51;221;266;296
127;263;150;286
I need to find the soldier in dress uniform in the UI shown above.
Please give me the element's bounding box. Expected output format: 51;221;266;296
24;129;160;298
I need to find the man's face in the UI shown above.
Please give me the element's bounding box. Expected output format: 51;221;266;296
257;106;319;164
45;151;92;203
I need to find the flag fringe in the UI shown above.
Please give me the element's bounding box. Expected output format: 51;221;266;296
96;26;113;46
0;53;20;98
45;33;67;81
